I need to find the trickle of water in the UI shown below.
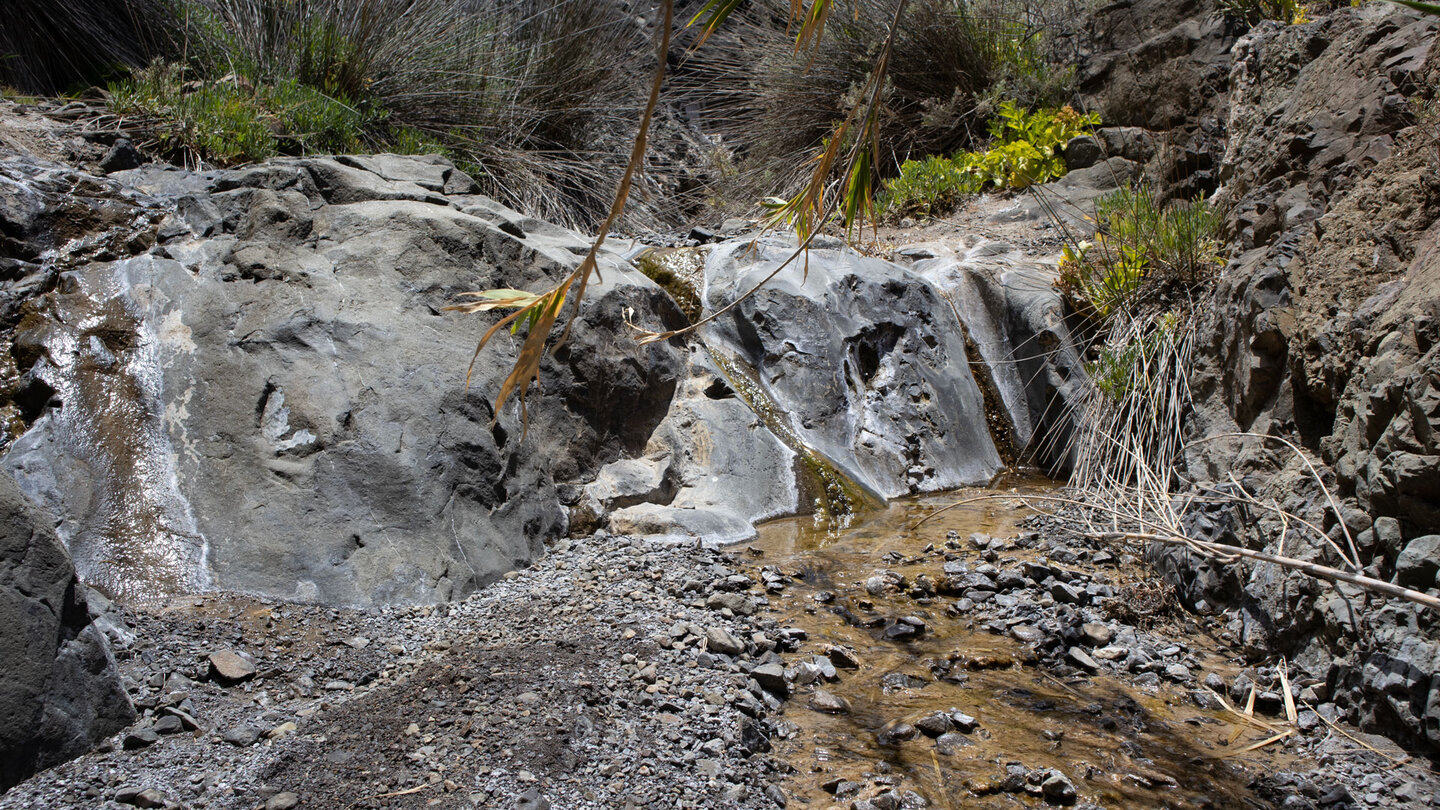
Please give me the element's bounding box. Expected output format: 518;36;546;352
12;260;208;601
738;477;1299;808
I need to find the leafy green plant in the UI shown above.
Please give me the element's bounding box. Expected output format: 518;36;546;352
879;102;1099;218
1086;312;1180;401
1055;185;1224;324
1217;0;1310;25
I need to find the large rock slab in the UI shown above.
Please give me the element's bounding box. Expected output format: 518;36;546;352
908;238;1089;472
3;154;683;605
699;237;1002;500
0;472;133;791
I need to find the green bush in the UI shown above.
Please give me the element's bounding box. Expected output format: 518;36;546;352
111;61;377;165
1217;0;1310;25
1056;185;1224;324
878;102;1099;218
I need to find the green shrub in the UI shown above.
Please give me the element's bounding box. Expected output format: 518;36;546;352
94;0;644;227
110;61;376;165
1056;185;1224;324
878;102;1099;218
1217;0;1310;25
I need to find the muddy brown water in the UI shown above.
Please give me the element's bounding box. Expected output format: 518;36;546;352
740;476;1300;809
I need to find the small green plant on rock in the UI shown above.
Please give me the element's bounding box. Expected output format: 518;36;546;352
1218;0;1310;25
879;101;1099;219
1055;184;1223;324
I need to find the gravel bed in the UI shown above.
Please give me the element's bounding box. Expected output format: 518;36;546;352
1;534;797;810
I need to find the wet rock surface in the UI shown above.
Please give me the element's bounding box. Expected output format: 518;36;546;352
0;152;696;603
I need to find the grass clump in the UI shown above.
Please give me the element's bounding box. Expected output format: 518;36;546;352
95;0;644;228
110;61;377;165
675;0;1076;215
878;102;1099;219
1055;184;1223;324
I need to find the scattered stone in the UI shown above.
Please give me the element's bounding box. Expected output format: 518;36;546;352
751;663;788;696
705;627;744;657
1080;623;1114;647
122;728;159;750
265;792;301;810
208;650;257;684
152;715;184;735
223;724;263;747
115;786;167;808
808;690;852;714
1067;647;1099;672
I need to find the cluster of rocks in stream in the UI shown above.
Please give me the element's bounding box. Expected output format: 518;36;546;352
721;509;1440;810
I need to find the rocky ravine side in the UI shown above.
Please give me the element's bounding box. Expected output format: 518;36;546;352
1063;0;1440;755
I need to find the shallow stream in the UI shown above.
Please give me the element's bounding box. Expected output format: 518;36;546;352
738;477;1300;808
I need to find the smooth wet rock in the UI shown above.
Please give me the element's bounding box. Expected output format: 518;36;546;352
808;690;852;714
916;712;954;737
935;731;974;755
826;646;861;669
700;237;1003;499
949;711;979;733
1041;771;1077;805
877;722;919;745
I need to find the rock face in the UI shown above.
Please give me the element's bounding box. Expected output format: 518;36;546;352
0;148;1012;592
1159;5;1440;750
699;238;1002;499
1;153;693;605
0;472;133;791
584;236;1011;544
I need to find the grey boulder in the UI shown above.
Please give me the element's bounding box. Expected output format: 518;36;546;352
0;473;133;791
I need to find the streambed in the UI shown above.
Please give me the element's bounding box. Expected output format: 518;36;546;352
733;478;1305;808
